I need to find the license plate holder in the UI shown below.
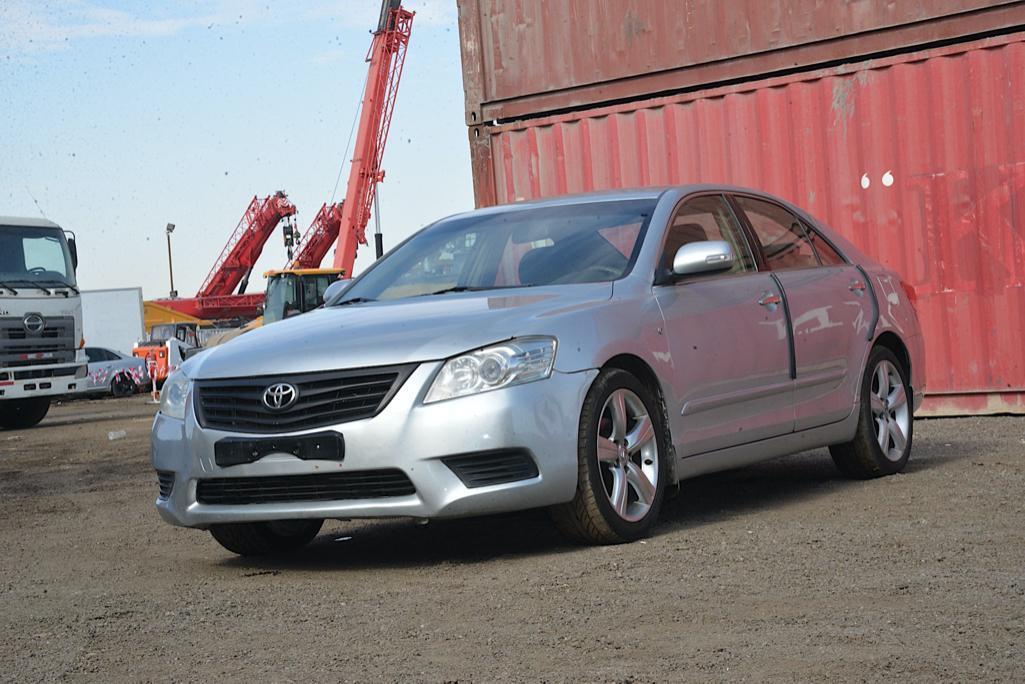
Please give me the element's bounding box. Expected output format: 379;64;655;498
214;432;344;467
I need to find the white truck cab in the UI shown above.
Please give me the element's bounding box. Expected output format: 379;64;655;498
0;216;87;429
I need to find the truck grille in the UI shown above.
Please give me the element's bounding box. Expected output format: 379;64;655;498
194;365;414;434
195;469;416;505
0;315;77;368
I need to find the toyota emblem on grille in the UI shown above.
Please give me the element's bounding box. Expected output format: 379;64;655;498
23;314;44;335
262;383;298;410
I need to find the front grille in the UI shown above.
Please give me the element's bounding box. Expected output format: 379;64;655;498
13;366;78;379
156;471;175;499
442;449;540;488
195;469;416;505
194;365;415;434
0;316;76;368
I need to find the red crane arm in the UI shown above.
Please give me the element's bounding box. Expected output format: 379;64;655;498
287;202;344;271
331;2;413;274
198;192;297;298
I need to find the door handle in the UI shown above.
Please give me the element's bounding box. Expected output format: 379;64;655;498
757;292;782;307
849;280;867;294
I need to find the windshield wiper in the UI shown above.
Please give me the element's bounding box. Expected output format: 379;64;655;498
34;279;79;295
415;286;489;297
4;280;51;295
334;297;377;307
0;281;19;295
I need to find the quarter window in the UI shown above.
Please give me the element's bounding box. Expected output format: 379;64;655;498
735;196;819;270
805;225;846;266
660;195;755;277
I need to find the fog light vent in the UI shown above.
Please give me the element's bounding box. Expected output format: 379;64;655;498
156;470;175;499
442;449;539;488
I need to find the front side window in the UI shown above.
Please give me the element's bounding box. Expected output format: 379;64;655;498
338;200;656;302
659;195;756;277
734;196;819;271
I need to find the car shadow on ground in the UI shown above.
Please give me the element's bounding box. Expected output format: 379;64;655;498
215;434;982;572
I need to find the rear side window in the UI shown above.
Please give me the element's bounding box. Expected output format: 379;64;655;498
735;196;818;270
805;225;846;266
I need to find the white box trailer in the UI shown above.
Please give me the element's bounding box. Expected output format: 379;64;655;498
81;288;144;356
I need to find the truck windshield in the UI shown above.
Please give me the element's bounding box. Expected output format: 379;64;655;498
0;225;76;287
335;199;655;303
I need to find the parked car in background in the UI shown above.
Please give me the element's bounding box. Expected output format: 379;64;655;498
152;186;924;556
85;347;150;397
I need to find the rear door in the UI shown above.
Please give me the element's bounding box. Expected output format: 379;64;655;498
653;194;794;456
732;195;872;430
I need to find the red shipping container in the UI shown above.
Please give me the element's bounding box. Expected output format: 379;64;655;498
464;32;1025;415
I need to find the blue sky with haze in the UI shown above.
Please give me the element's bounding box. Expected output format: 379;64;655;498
0;0;473;298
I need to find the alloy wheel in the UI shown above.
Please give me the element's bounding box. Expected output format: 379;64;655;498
869;360;910;462
596;388;659;522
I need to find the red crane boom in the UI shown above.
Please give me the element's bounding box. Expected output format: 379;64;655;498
199;191;296;297
331;0;413;274
287;202;344;271
154;192;296;320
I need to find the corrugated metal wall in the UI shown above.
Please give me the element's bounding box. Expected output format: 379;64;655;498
458;0;1025;123
470;33;1025;415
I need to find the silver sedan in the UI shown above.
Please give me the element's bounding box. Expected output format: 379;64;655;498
85;346;150;397
152;186;924;555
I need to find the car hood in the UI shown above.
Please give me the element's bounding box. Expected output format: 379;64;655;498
185;283;613;379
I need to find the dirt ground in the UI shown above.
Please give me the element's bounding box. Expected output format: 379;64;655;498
0;395;1022;682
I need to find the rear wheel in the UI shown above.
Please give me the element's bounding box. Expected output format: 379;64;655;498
110;373;137;397
209;519;323;556
0;397;51;430
551;368;668;544
830;346;913;478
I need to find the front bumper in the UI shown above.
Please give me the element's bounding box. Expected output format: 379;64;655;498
0;363;87;399
151;363;597;528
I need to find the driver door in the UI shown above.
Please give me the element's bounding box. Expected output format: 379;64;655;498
654;195;794;456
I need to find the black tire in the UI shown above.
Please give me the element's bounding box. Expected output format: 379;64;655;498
551;368;669;544
830;346;913;479
110;373;137;398
209;519;323;556
0;397;51;430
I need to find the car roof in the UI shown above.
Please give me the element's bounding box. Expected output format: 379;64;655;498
0;216;62;229
446;184;791;219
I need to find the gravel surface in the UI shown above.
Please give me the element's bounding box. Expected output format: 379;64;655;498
1;395;1023;682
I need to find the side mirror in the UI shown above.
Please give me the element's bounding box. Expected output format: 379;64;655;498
323;279;351;305
672;240;735;277
66;234;79;271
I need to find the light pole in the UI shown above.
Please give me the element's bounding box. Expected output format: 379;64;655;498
165;223;177;298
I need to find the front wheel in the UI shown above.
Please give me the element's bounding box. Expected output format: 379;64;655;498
551;368;668;544
0;397;51;430
209;519;324;556
830;346;913;479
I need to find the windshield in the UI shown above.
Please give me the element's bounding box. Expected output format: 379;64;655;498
264;275;298;324
0;225;76;287
336;199;655;303
266;274;337;324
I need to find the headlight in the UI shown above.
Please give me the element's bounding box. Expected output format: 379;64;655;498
159;370;193;420
424;336;557;404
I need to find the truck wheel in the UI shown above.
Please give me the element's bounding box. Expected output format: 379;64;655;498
551;368;668;544
209;519;323;556
829;346;913;479
0;397;51;430
110;373;136;397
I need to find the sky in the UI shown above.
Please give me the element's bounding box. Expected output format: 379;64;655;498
0;0;474;299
